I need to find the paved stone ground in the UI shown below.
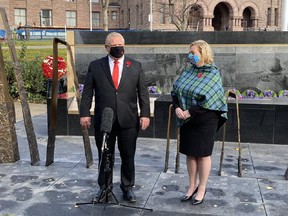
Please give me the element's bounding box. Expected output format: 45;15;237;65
0;104;287;216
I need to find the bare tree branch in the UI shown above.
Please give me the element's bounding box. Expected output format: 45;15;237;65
156;0;200;31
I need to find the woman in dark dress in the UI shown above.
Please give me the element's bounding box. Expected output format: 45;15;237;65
171;40;228;205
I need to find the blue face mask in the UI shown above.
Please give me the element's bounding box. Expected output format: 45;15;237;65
188;53;200;65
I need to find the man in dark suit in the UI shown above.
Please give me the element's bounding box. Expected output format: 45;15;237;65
80;32;150;203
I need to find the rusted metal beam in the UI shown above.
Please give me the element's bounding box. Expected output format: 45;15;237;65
0;7;39;165
218;90;242;177
164;104;180;173
46;38;93;167
0;42;20;163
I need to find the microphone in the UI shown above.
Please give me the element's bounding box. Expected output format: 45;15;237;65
100;107;114;152
100;107;114;134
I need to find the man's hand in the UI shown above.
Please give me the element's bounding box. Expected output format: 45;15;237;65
140;117;150;130
80;117;91;129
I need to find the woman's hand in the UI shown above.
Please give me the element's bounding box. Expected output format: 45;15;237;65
175;107;185;119
175;108;191;120
183;110;191;119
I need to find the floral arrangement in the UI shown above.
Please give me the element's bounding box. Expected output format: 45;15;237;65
57;93;67;99
78;84;84;94
225;89;242;99
148;86;162;94
242;89;259;98
259;89;277;98
42;55;67;79
224;89;288;99
278;90;288;97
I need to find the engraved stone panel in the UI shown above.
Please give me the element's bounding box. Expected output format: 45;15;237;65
73;39;288;95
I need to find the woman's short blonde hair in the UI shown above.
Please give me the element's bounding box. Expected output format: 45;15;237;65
190;40;213;64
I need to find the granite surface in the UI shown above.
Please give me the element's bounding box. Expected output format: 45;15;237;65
0;112;287;216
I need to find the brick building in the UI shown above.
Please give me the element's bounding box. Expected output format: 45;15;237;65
0;0;285;32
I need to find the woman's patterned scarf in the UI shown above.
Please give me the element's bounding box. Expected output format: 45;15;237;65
172;64;228;127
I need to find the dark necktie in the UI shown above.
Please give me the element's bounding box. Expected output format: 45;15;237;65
112;60;119;89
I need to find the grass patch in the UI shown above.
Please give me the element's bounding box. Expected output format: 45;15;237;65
1;39;56;47
2;39;67;60
2;48;67;61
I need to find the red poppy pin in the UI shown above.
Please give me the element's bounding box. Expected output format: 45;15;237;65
197;73;203;78
126;61;132;67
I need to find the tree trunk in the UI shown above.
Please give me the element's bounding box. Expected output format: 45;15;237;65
102;0;110;31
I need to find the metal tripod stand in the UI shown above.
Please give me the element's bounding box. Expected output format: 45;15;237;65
75;134;153;212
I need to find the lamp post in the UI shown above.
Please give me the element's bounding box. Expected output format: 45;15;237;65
89;0;92;31
282;0;288;31
39;11;42;39
149;0;153;31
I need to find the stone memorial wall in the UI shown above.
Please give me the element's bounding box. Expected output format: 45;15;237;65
52;31;288;144
67;31;288;96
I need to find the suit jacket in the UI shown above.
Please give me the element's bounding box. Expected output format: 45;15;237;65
80;55;150;129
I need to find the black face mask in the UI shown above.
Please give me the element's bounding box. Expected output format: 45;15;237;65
109;46;125;58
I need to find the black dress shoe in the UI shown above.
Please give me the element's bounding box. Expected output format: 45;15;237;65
180;187;198;202
123;189;136;203
193;190;206;205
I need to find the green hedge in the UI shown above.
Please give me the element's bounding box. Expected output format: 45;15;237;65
3;42;66;103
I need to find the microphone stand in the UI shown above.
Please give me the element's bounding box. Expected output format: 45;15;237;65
75;132;153;212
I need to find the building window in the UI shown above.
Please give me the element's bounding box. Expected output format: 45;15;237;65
41;10;52;26
168;4;173;24
136;5;139;26
65;0;75;2
91;0;99;3
128;8;131;28
121;10;124;28
266;7;271;27
14;8;26;26
160;4;171;24
160;4;173;24
160;4;165;24
140;4;143;25
66;11;76;27
274;8;278;26
111;11;117;21
92;12;100;27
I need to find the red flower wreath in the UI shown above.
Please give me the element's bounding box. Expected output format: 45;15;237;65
42;55;67;79
197;73;203;78
126;61;132;67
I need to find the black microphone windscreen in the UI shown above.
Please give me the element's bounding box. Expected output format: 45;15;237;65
100;107;114;133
